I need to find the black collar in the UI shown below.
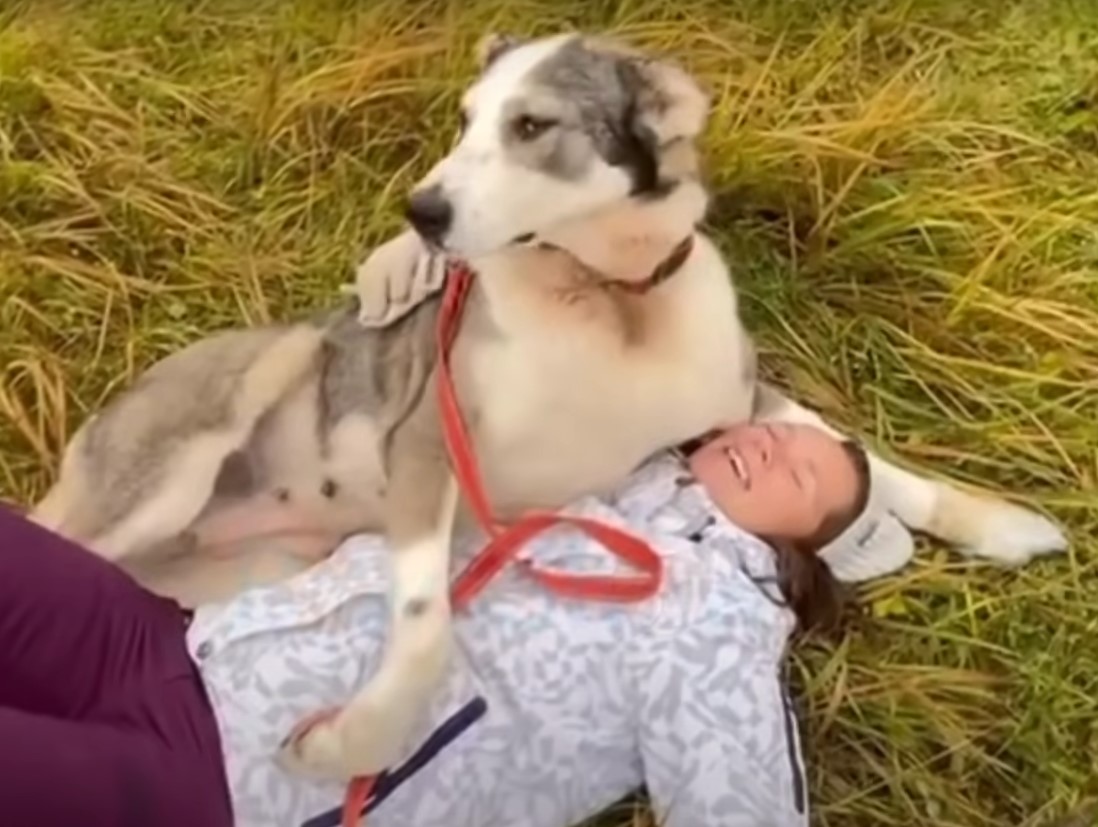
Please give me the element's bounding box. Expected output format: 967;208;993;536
606;234;695;294
533;234;696;295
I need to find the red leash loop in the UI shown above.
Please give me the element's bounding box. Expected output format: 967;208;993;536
450;511;663;609
437;262;663;610
341;262;664;826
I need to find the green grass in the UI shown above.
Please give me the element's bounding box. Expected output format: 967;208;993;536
1;0;1096;825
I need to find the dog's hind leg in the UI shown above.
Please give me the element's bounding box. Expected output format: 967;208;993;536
41;326;324;566
278;412;459;780
90;431;251;562
30;426;96;535
753;383;1067;564
29;421;213;561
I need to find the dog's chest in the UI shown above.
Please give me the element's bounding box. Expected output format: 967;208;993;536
460;279;752;514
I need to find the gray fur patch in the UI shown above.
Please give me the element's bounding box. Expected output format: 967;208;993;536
513;37;661;192
315;296;442;470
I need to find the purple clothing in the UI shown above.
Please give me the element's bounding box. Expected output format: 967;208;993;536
0;506;233;827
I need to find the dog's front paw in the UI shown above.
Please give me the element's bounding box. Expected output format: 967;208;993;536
277;707;357;781
955;497;1068;565
277;694;418;781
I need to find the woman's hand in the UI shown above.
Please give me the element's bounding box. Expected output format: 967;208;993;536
345;228;447;328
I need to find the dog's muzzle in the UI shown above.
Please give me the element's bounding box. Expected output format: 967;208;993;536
405;185;453;246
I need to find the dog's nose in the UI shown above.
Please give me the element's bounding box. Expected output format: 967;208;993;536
405;186;453;244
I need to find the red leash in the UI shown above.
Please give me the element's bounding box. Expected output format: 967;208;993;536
341;262;664;825
439;262;664;609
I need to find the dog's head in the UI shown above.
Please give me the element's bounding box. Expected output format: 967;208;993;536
405;33;710;257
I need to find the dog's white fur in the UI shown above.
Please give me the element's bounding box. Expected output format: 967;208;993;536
279;204;757;777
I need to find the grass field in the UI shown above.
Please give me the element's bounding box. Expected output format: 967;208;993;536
1;0;1096;825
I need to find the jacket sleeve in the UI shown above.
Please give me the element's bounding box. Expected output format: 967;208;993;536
626;561;809;827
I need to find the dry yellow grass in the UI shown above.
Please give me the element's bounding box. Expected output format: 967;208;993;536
1;1;1095;825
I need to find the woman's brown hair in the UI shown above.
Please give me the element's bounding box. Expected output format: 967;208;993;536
757;440;871;636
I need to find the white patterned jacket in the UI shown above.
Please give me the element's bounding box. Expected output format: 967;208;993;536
187;455;808;827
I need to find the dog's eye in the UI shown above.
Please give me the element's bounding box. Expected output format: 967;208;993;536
513;114;556;142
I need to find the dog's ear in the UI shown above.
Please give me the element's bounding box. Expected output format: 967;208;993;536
626;56;710;149
608;54;709;195
476;33;524;70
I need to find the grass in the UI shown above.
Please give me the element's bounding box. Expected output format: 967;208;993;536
1;0;1096;824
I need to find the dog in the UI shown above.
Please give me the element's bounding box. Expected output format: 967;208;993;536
31;32;1066;782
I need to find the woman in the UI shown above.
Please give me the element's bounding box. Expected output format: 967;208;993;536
0;421;914;827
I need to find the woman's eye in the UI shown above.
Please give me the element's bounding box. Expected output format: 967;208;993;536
513;114;557;141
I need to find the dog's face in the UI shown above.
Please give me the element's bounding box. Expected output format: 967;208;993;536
405;34;709;257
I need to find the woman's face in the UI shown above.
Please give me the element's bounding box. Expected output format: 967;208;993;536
686;423;861;543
